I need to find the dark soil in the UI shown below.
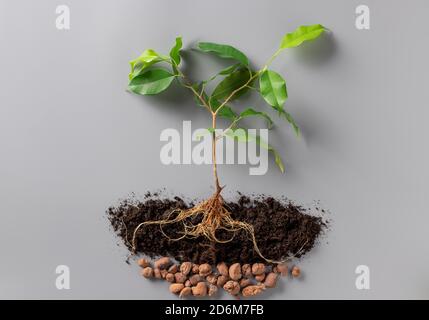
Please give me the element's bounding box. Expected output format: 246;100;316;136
107;193;326;264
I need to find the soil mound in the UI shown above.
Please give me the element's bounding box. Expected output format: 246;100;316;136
108;194;326;264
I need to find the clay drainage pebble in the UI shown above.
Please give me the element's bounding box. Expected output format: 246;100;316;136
138;259;301;298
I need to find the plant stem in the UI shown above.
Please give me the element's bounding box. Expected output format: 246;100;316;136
173;63;223;196
212;112;222;194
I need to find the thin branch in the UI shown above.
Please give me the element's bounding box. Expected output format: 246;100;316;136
215;117;242;141
173;62;213;114
213;48;283;116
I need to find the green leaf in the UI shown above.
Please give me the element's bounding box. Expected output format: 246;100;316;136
218;106;237;121
129;49;166;80
280;24;326;49
128;68;175;95
269;144;285;173
240;108;273;129
197;42;249;66
224;128;249;142
254;134;285;173
130;49;161;68
224;129;285;173
203;63;240;84
169;37;183;65
218;64;241;75
259;70;287;110
281;110;300;136
211;68;254;102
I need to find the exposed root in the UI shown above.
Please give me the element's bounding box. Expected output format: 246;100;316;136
131;192;293;264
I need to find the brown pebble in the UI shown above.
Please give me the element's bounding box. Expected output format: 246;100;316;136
179;287;192;298
160;269;168;279
229;263;242;281
192;264;199;274
255;273;265;282
180;262;192;276
170;283;184;294
277;263;288;276
242;285;265;297
199;263;212;277
291;266;301;278
264;272;278;288
239;278;252;288
141;267;153;278
174;272;187;284
137;258;150;268
241;264;252;277
208;284;218;296
168;264;178;274
217;262;229;277
192;282;207;297
216;275;229;287
185;280;191;287
251;263;265;275
153;268;162;279
223;280;240;295
166;273;175;283
154;257;171;269
206;274;218;285
189;274;203;286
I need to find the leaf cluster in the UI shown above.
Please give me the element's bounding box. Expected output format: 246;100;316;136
128;24;326;172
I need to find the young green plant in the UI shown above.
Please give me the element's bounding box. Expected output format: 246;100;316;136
128;24;326;262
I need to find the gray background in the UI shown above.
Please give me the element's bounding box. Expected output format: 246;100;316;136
1;0;428;299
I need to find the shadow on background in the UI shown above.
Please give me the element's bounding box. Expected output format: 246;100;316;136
293;31;337;67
